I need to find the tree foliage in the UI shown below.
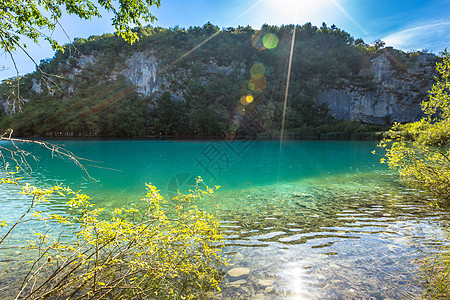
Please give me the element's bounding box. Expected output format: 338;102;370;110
0;0;160;54
380;50;450;200
0;0;161;112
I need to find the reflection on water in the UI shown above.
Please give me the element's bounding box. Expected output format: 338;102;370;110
211;173;449;299
0;141;449;299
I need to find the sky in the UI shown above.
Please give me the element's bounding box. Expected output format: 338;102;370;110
1;0;450;80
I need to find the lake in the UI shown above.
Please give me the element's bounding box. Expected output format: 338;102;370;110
0;140;449;299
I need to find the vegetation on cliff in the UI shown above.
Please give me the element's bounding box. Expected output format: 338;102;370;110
0;23;432;138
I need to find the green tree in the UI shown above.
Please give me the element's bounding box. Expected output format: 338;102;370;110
380;50;450;200
152;92;189;135
190;109;226;136
0;0;160;54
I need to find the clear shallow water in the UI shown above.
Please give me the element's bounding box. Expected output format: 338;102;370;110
0;140;449;299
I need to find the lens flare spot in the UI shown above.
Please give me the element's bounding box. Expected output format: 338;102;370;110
240;95;248;106
251;31;265;50
251;63;265;76
240;94;254;106
263;33;279;49
248;74;266;91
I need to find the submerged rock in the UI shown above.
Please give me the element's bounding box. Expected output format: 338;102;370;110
257;278;275;287
226;279;247;287
264;286;275;294
227;267;250;281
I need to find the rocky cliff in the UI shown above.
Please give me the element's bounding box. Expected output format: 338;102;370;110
316;49;437;124
0;24;440;137
50;47;436;126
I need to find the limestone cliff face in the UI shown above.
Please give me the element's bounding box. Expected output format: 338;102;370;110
315;50;437;124
121;51;159;96
115;48;437;125
118;53;246;99
3;46;437;126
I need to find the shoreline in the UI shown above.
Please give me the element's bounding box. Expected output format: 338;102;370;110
12;132;386;141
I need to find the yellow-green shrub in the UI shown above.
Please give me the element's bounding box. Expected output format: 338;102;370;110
1;174;226;299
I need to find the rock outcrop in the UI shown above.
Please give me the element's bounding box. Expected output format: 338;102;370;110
121;51;159;96
316;50;437;124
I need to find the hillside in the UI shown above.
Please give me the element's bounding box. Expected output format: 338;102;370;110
0;23;439;138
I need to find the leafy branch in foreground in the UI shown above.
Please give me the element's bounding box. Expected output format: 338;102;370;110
0;175;226;299
1;0;161;110
0;0;161;54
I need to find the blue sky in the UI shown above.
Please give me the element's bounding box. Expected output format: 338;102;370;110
1;0;449;80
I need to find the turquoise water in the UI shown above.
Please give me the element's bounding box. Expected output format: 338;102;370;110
0;140;449;299
10;140;382;197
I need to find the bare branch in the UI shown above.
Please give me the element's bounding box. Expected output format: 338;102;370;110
56;20;86;59
0;129;96;181
0;33;23;112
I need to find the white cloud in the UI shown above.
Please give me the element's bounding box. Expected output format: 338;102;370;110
382;19;450;53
